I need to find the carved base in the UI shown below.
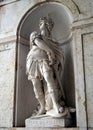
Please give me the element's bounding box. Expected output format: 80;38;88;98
25;115;72;127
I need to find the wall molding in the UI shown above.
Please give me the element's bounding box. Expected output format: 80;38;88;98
72;17;93;30
18;35;29;46
72;29;87;129
0;35;16;44
0;0;20;7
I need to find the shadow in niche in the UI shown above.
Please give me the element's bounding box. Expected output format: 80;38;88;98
62;40;76;127
63;41;75;107
15;1;76;127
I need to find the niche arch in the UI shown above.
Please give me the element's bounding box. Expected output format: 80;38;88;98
15;1;76;127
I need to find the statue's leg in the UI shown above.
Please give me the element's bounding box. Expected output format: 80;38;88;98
31;78;45;115
43;71;64;113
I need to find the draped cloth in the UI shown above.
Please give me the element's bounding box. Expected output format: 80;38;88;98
40;36;65;110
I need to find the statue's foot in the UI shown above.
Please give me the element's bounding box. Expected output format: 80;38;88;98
54;103;64;113
36;108;46;116
46;107;68;118
31;107;46;117
58;106;64;113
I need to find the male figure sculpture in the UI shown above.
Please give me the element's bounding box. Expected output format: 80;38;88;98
26;17;67;117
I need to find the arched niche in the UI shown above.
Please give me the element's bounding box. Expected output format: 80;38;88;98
15;1;75;127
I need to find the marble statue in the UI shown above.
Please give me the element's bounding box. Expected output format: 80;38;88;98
26;16;69;118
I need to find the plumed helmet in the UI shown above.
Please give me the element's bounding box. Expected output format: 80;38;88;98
39;16;54;33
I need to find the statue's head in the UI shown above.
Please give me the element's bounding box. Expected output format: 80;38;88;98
39;16;54;35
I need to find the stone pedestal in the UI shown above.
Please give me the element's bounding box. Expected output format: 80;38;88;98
25;116;72;128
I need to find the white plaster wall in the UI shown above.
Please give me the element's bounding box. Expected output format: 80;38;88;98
83;33;93;128
0;42;16;127
73;0;93;15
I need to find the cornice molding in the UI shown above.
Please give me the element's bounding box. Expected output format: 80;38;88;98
0;35;16;44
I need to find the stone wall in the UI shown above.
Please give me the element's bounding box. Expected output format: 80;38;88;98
0;40;16;127
0;0;93;129
83;33;93;128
